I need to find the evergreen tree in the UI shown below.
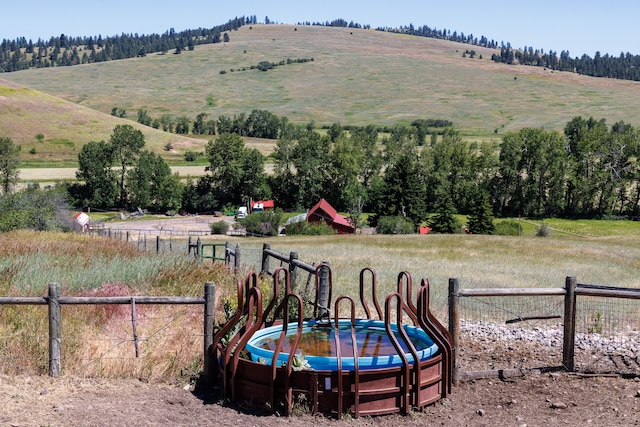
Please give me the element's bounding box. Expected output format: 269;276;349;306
467;192;495;234
428;191;460;233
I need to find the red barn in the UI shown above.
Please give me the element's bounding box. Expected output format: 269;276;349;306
307;199;356;234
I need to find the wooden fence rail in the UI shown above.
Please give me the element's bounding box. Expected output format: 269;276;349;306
0;282;216;382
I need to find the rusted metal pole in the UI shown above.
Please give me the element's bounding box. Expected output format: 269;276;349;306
48;282;61;377
448;278;459;386
562;276;577;372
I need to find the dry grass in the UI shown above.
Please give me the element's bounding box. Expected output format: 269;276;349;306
0;231;236;380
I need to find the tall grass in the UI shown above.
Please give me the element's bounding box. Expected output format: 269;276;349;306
0;230;237;380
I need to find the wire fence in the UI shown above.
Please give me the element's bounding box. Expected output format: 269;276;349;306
453;282;640;377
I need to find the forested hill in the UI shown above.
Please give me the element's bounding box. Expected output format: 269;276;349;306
3;15;640;81
382;25;640;82
0;17;246;72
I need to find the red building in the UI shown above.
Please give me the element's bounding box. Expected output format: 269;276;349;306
307;199;356;234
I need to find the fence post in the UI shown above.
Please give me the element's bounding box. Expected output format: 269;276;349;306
196;237;202;261
261;242;271;274
156;235;161;254
203;282;216;385
234;243;241;269
562;276;577;372
448;278;459;386
289;251;299;287
48;282;61;377
225;241;230;265
317;261;331;318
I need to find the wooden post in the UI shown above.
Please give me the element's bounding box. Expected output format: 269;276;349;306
448;278;459;386
225;241;230;265
234;243;241;269
317;262;330;318
156;235;161;254
48;282;61;377
289;251;299;289
131;298;139;357
562;276;577;372
188;236;192;255
261;242;271;274
203;282;216;385
196;237;202;261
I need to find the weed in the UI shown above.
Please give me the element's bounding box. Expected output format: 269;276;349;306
290;393;310;416
588;311;603;334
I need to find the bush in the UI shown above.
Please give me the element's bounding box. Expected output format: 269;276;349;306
494;220;523;236
375;216;415;234
239;210;283;236
0;186;72;232
285;220;336;236
536;222;552;237
210;221;229;235
184;151;198;162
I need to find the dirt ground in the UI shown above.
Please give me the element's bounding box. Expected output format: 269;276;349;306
0;371;638;426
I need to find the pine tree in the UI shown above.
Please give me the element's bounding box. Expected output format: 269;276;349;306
467;192;495;234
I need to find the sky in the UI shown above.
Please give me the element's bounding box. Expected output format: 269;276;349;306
2;0;638;58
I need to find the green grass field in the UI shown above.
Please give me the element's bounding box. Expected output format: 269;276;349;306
4;24;640;169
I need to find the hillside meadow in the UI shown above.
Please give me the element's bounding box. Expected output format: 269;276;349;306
4;24;640;170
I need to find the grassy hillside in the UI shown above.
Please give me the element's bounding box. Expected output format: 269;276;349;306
0;79;207;167
4;24;640;166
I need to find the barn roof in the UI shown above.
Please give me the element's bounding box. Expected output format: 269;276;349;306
307;198;355;234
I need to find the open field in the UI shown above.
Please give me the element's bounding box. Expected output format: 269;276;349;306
4;24;640;170
18;165;209;183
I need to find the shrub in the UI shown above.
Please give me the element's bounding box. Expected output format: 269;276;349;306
494;220;523;236
210;221;229;235
0;186;72;232
536;222;552;237
239;210;283;236
184;151;198;162
285;220;335;236
375;216;415;234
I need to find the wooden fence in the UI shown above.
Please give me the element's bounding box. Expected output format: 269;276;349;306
0;282;217;383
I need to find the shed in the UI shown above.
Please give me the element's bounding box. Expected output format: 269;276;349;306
252;199;275;213
72;212;90;233
307;199;355;234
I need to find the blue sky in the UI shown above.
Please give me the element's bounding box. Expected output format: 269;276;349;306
2;0;637;57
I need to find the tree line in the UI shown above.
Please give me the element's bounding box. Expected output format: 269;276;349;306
0;17;244;72
129;108;452;147
491;47;640;81
1;115;640;233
